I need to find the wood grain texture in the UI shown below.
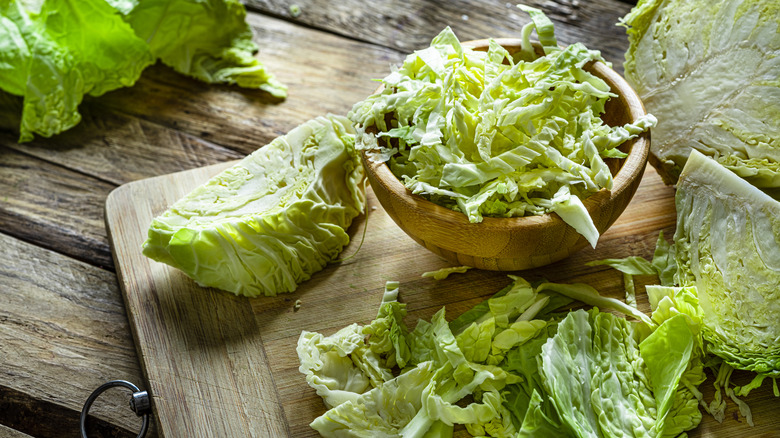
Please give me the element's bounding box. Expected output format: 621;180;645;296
0;384;142;438
0;146;115;268
105;162;780;437
0;233;146;436
106;162;290;437
247;0;634;71
1;105;243;186
0;423;33;438
0;1;776;437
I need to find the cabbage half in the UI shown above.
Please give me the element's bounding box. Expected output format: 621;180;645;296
349;6;656;248
673;149;780;376
621;0;780;187
142;115;365;297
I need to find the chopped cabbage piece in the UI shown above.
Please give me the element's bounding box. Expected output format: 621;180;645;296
142;115;365;297
421;266;472;280
297;276;703;437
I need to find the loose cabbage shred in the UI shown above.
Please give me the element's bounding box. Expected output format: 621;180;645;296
349;6;656;247
142;115;365;297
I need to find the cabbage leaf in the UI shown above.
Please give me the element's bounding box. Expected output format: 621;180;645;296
111;0;287;97
142;115;364;297
297;276;703;437
0;0;285;142
539;309;695;438
621;0;780;187
0;0;153;142
350;6;656;248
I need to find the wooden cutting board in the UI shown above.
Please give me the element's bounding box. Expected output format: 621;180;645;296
105;163;780;437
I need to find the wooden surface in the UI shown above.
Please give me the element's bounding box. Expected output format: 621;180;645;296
1;0;778;437
106;162;780;437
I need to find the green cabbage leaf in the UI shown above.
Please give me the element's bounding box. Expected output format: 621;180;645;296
0;0;153;142
621;0;780;187
538;309;695;438
142;115;364;297
0;0;285;142
110;0;286;96
589;150;780;424
349;6;656;247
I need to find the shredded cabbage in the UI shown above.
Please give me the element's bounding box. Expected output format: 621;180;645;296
142;115;365;297
349;6;656;247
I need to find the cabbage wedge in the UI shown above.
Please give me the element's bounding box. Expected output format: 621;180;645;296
674;150;780;377
142;115;365;297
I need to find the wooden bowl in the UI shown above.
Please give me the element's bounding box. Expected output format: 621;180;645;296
362;38;650;271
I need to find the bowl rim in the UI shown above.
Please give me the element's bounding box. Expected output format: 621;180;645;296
361;38;650;232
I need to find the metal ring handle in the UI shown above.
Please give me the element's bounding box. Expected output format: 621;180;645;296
80;380;150;438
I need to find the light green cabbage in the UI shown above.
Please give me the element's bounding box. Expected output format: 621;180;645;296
349;6;656;247
109;0;286;96
142;115;365;297
586;151;780;424
296;276;703;437
0;0;285;142
0;0;153;142
538;309;695;438
586;231;678;308
621;0;780;187
673;149;780;377
421;265;472;280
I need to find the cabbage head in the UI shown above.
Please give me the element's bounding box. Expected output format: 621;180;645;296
142;115;365;297
674;150;780;377
621;0;780;187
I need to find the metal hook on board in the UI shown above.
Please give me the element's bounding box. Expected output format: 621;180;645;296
80;380;151;438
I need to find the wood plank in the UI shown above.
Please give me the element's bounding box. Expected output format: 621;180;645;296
0;384;145;438
0;423;33;438
0;233;146;436
106;161;780;437
0;147;115;268
247;0;635;71
0;91;243;186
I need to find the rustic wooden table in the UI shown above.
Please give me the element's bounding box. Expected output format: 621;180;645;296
1;1;778;437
